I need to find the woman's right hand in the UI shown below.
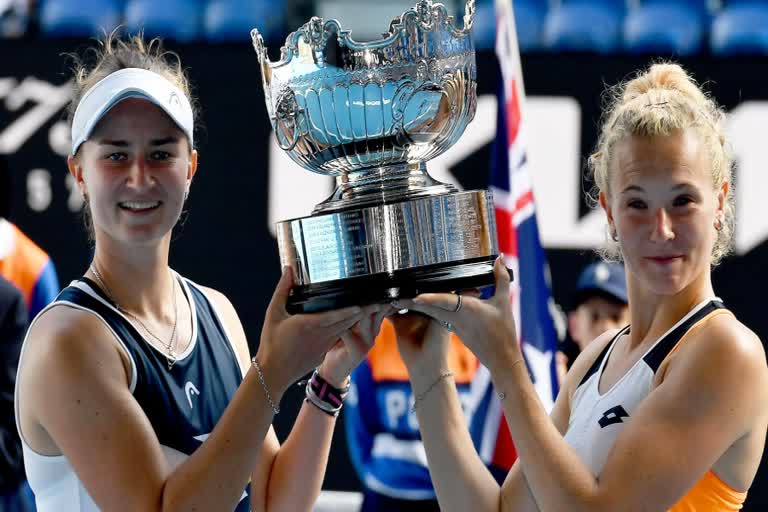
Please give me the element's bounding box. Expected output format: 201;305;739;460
255;268;364;393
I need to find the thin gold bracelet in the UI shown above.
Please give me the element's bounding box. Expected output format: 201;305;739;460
411;371;454;412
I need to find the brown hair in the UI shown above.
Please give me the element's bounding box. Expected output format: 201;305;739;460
67;30;198;144
588;63;734;265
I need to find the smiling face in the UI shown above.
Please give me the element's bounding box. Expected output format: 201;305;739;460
69;98;197;247
601;129;727;296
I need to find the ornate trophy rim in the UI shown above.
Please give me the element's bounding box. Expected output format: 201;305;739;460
251;0;475;70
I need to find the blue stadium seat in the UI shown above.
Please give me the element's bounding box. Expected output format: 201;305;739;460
723;0;768;6
39;0;121;38
204;0;284;43
472;2;498;50
544;3;623;53
514;0;548;51
711;4;768;54
124;0;201;42
641;0;711;18
561;0;628;17
624;4;705;55
471;0;547;51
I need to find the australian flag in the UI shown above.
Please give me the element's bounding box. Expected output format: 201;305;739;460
475;0;560;472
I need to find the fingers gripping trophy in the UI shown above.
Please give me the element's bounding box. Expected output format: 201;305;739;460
252;0;506;313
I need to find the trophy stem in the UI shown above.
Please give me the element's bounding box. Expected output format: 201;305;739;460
313;162;457;214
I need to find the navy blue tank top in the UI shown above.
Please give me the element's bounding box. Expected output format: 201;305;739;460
57;275;250;510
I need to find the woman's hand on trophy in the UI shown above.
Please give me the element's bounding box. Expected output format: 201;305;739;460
318;304;392;388
256;267;364;393
390;312;451;379
396;256;521;374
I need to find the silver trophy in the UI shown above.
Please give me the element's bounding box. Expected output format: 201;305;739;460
252;0;503;313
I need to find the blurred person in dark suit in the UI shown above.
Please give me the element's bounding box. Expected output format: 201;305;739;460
0;275;34;511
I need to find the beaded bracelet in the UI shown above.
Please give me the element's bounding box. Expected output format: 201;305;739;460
304;369;350;417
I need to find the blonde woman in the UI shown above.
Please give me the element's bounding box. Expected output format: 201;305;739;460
392;63;768;511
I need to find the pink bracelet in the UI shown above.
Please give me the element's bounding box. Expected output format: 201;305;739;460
304;369;350;417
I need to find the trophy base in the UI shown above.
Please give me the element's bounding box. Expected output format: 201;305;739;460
286;256;509;314
276;189;500;313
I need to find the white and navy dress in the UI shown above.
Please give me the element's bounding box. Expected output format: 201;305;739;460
15;274;250;512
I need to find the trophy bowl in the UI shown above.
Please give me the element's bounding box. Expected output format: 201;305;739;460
253;0;504;313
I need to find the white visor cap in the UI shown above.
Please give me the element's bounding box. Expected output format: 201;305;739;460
71;67;194;155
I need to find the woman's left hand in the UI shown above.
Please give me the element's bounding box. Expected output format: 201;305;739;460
397;256;522;373
318;304;391;388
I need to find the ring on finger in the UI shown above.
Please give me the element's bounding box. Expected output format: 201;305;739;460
451;294;463;313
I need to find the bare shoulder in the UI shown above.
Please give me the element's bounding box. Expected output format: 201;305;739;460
22;304;129;383
656;312;768;452
698;313;765;361
674;313;768;396
18;305;131;446
195;285;251;370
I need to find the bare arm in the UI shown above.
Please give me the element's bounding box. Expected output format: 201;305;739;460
390;313;583;512
18;271;363;512
402;260;768;512
493;316;767;511
204;287;386;512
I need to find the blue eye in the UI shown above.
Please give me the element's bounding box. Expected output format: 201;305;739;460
107;152;127;161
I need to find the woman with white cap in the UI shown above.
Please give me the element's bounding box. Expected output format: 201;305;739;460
14;34;386;512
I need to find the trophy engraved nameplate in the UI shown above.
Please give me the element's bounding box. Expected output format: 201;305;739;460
253;0;505;313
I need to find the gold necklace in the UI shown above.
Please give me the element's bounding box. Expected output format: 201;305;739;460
90;264;179;370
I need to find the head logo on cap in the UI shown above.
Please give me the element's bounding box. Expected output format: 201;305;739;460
169;91;181;110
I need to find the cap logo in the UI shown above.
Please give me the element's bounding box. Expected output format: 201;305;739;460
169;91;181;110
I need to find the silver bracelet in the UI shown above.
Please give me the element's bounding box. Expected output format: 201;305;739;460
411;371;454;413
251;356;280;415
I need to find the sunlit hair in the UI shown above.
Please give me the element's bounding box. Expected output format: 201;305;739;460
66;29;198;146
588;62;734;266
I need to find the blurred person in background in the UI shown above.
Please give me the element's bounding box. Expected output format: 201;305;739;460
0;155;60;321
556;261;629;386
0;275;33;511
